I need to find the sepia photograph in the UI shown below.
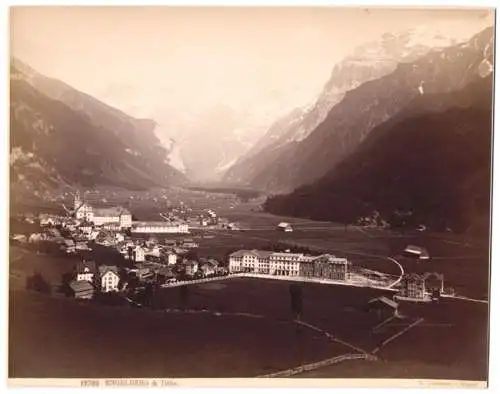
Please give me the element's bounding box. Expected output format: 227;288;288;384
5;2;497;389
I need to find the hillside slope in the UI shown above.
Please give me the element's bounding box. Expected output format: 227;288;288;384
231;26;493;193
264;75;493;234
10;60;187;193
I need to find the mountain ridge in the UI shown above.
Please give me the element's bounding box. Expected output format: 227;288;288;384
264;74;493;234
10;59;188;194
224;24;493;191
229;26;493;193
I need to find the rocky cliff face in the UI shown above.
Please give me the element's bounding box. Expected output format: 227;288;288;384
264;71;493;234
224;24;493;192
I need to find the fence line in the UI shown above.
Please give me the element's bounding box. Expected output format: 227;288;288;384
372;317;425;354
258;353;377;378
160;272;399;291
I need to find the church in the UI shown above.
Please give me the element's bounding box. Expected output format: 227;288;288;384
73;192;132;229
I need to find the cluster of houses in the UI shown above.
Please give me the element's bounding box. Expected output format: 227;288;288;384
66;234;227;300
69;260;121;299
72;192;190;234
11;216;95;253
199;209;219;227
228;249;351;281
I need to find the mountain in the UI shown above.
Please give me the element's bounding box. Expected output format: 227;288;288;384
264;74;493;234
10;59;188;193
224;24;493;191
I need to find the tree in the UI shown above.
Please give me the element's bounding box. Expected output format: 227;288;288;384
289;284;303;321
59;272;74;297
26;271;51;295
143;283;155;307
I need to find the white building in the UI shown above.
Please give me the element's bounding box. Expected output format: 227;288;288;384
269;252;303;276
92;207;132;228
74;194;94;222
134;245;145;262
99;265;120;292
277;222;293;232
403;245;430;260
131;221;189;234
73;193;132;228
39;214;61;227
165;251;177;265
76;260;97;283
228;250;272;274
115;233;125;243
145;245;161;258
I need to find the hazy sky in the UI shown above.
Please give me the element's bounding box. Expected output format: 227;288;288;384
10;7;493;135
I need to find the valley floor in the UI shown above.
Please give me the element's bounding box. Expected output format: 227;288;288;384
8;187;491;382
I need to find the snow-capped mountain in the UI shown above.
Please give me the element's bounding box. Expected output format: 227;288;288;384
244;26;493;193
223;21;492;186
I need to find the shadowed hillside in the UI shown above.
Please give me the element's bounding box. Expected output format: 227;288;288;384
264;76;493;234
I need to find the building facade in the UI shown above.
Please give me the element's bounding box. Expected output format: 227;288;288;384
165;251;177;266
134;246;145;262
76;260;97;283
131;222;189;234
228;249;350;280
73;194;131;228
99;266;120;292
398;273;426;299
269;252;303;276
228;250;272;273
312;254;349;281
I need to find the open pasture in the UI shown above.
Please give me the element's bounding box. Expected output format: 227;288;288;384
9;289;349;378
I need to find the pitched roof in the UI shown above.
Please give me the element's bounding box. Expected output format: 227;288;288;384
313;254;348;264
98;265;119;276
271;252;304;258
404;245;427;254
70;280;95;292
403;273;424;281
230;249;272;259
93;206;131;217
76;260;97;273
368;296;399;309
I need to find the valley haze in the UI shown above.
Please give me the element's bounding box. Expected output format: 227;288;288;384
7;6;495;389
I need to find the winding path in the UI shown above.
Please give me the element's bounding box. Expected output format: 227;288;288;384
385;256;405;289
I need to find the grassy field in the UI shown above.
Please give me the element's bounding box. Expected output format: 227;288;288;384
154;277;394;350
9;289;349;378
9;188;490;381
296;299;489;381
9;246;77;292
153;277;489;378
8;276;489;380
192;225;489;300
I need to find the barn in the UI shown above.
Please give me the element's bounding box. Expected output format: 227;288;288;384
403;245;430;260
277;222;293;232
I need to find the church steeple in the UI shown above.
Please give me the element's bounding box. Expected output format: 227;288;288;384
74;191;82;211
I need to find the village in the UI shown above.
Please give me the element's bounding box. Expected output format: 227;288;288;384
9;191;454;311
